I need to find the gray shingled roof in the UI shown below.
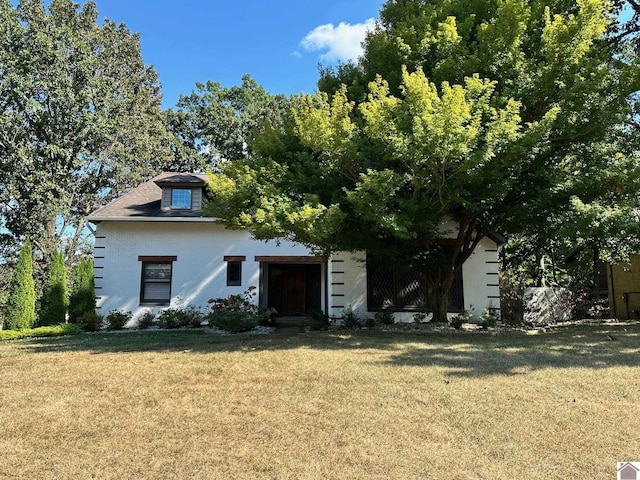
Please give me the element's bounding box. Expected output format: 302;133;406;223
88;172;209;220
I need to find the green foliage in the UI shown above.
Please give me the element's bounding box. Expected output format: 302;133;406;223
480;308;500;328
68;258;95;323
307;310;331;331
77;311;103;332
499;266;526;325
205;310;259;334
38;250;68;326
205;286;270;333
413;312;428;324
4;240;36;330
374;311;395;325
206;0;638;322
166;74;291;167
450;310;473;329
105;310;132;330
0;0;177;263
0;261;12;310
342;308;361;329
135;310;155;330
156;306;203;329
449;316;465;330
0;323;82;341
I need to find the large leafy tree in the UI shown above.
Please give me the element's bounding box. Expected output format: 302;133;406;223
166;74;291;169
206;0;638;321
0;0;175;265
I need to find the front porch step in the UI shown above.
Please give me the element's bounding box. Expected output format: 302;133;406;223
273;315;308;327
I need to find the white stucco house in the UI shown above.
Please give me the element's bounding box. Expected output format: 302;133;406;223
87;172;504;323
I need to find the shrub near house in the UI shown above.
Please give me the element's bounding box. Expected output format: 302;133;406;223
206;287;272;333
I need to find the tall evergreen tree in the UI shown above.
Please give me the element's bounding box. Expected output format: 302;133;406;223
4;240;36;330
68;257;95;322
38;250;68;325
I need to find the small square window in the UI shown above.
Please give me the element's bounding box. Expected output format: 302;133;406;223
171;189;192;209
227;261;242;286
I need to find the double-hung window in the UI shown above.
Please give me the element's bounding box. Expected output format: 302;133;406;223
139;256;176;305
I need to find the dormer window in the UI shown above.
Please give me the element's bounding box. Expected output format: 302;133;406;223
171;189;192;210
155;174;206;212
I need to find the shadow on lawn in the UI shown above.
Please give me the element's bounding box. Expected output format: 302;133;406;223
15;322;640;377
382;325;640;377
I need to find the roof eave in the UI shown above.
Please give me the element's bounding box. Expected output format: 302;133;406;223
487;232;508;246
86;216;219;223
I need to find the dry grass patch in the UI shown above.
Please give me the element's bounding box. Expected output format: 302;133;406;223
0;324;638;479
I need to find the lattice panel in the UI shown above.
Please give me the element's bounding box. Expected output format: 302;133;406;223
448;269;464;310
368;266;396;308
367;254;465;311
397;272;427;308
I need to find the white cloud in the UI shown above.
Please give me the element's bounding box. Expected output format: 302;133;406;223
300;18;376;63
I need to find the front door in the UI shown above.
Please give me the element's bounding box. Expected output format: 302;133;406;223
267;264;321;315
283;266;306;314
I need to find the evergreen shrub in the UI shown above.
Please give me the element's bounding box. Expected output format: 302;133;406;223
68;258;95;322
106;310;131;330
4;240;36;330
39;250;68;326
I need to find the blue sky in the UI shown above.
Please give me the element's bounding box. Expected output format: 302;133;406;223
93;0;385;108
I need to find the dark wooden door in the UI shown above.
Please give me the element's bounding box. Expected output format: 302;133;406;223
267;264;322;315
283;266;306;314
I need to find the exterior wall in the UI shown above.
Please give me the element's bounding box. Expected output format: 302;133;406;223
325;237;501;323
93;221;316;321
608;254;640;319
461;235;501;318
93;220;502;324
327;251;367;319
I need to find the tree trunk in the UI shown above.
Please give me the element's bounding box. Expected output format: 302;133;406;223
420;213;487;323
66;217;86;266
429;275;452;323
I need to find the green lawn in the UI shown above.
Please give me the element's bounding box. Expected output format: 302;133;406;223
0;323;638;479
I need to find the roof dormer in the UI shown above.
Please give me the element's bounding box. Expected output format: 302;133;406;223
154;173;206;212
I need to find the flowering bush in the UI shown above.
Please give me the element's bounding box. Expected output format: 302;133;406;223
206;287;272;333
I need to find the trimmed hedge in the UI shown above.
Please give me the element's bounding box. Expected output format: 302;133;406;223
0;323;83;341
